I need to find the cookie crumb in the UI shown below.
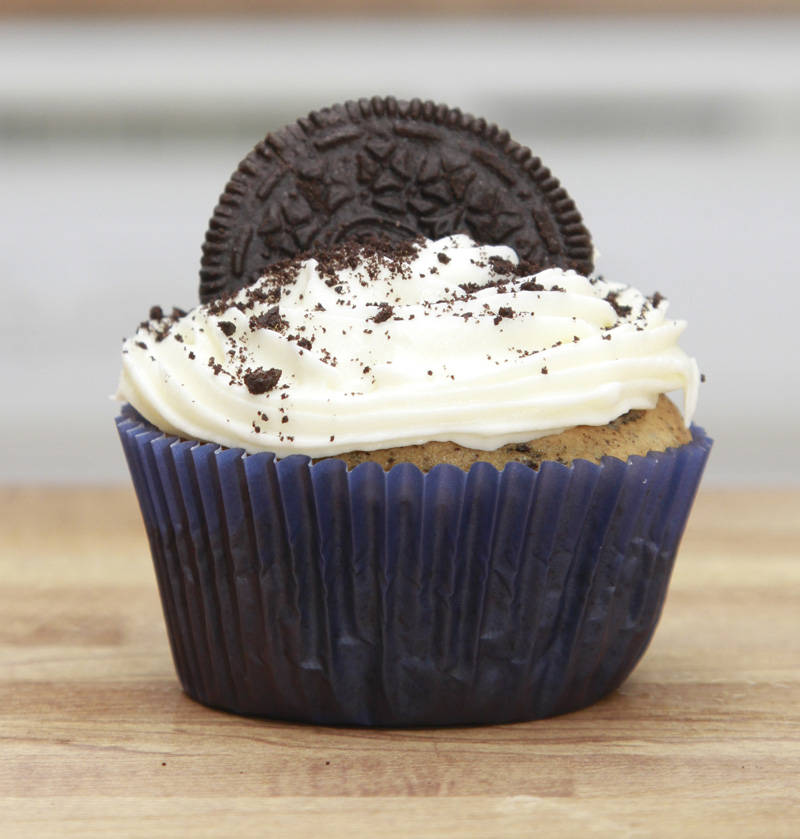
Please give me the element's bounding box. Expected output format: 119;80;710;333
243;367;282;394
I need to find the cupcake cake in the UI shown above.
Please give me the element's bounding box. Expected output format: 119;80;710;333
116;97;711;725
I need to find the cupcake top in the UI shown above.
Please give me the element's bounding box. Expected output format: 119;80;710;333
116;234;699;457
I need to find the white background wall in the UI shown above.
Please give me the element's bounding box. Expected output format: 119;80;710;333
1;16;798;485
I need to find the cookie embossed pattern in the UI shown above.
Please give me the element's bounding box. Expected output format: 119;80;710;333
117;97;711;726
199;96;593;301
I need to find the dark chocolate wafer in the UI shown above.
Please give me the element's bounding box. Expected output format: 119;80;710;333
200;96;593;302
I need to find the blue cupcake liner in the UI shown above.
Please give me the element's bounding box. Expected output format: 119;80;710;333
117;406;711;726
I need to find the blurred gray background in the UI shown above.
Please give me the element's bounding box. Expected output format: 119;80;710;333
1;12;798;485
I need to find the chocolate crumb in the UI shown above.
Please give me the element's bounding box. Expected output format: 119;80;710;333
541;366;548;375
249;306;287;333
605;291;632;319
460;280;496;294
520;279;545;292
218;320;236;337
243;367;282;394
437;252;451;264
488;256;517;276
370;304;394;324
149;305;164;321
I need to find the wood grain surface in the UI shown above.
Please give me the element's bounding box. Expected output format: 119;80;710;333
1;486;799;838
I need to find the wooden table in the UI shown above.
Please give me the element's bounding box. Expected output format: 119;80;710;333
1;487;798;838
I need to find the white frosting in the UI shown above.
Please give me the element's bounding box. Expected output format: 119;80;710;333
116;235;699;457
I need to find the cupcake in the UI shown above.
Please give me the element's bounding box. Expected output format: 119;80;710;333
116;97;710;725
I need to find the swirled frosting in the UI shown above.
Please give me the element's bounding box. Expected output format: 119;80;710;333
116;235;699;457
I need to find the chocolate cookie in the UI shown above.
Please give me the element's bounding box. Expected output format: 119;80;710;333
200;96;593;302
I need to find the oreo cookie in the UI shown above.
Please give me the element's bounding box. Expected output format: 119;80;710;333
200;96;593;302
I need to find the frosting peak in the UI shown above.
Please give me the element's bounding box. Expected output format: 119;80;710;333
117;235;699;457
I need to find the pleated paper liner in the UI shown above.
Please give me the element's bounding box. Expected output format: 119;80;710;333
117;405;711;726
